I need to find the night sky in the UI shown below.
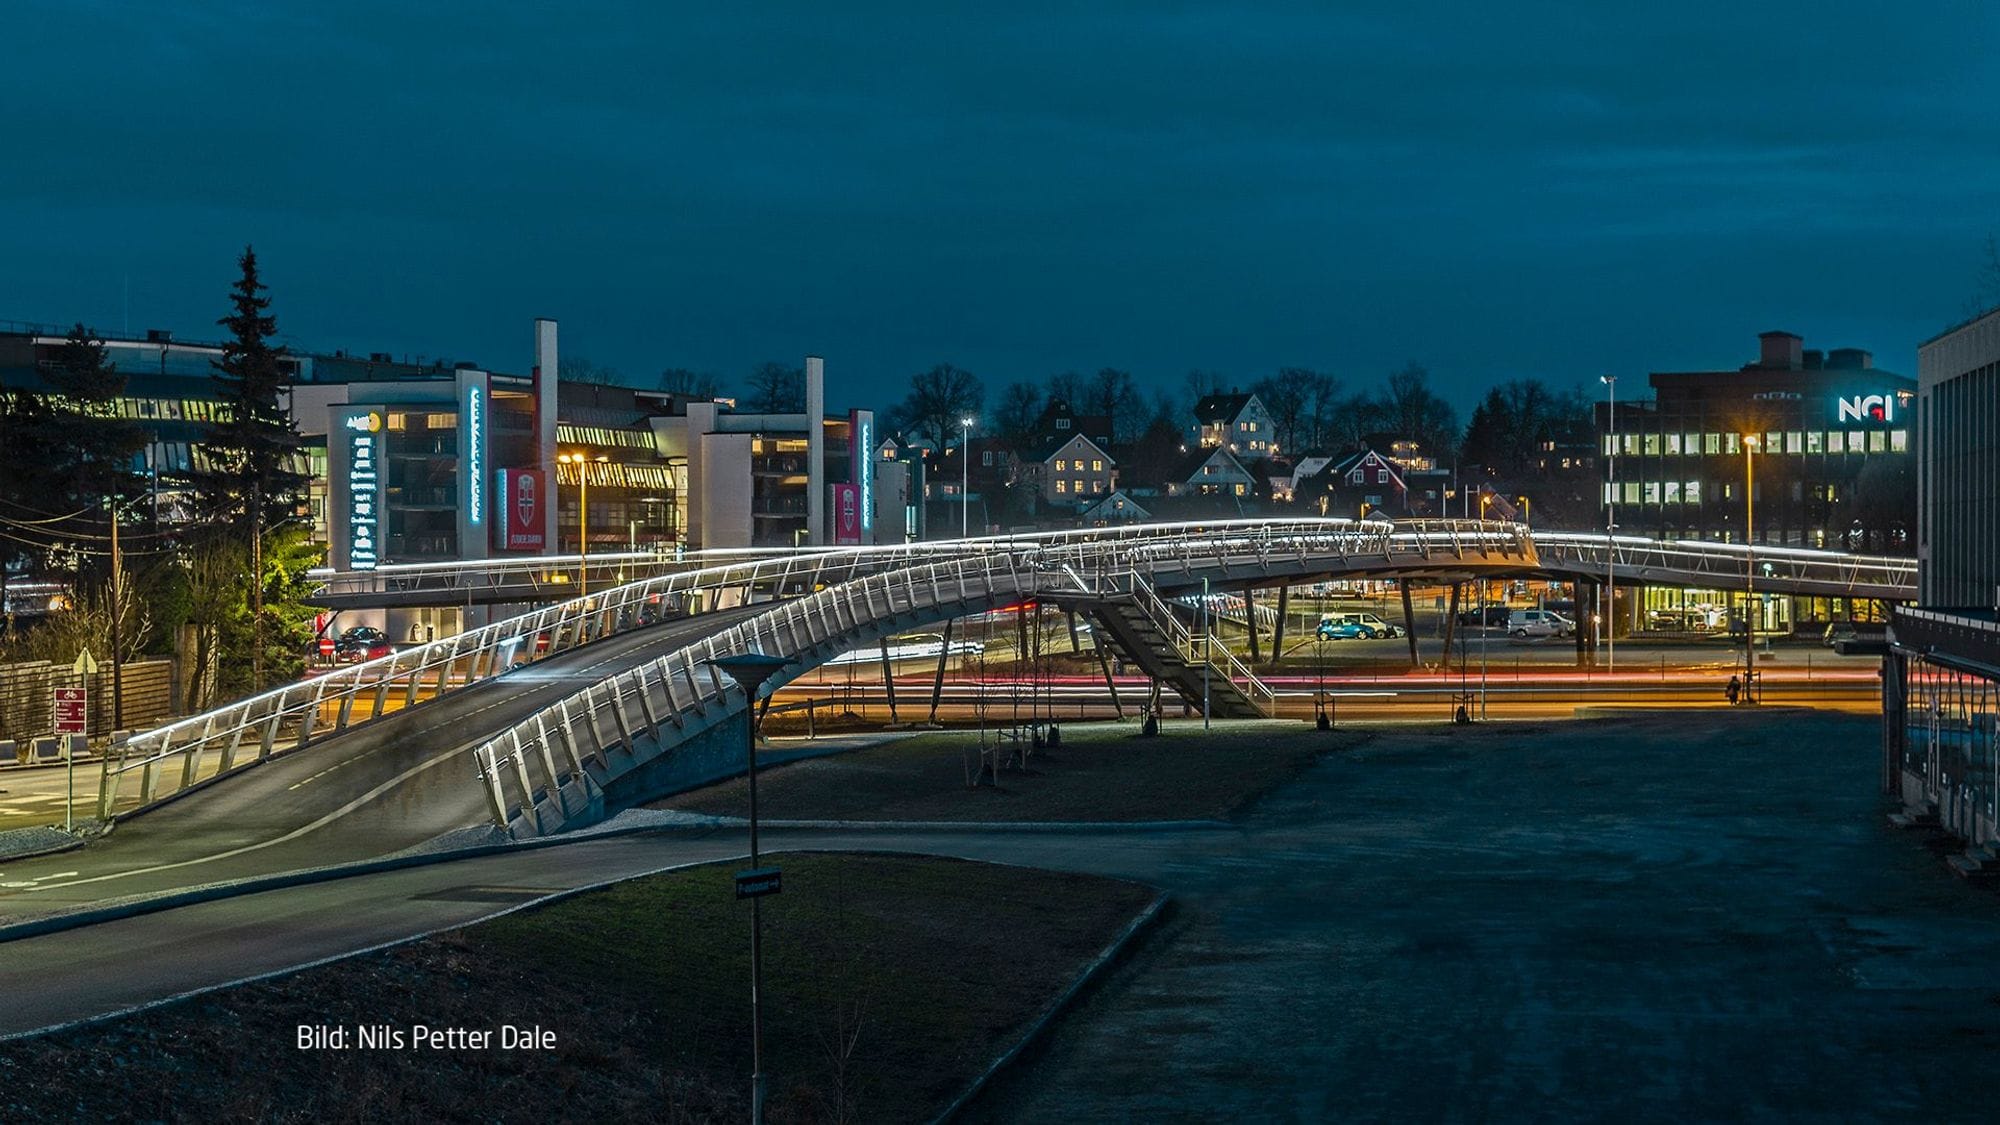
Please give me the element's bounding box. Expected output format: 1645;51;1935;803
5;2;1996;409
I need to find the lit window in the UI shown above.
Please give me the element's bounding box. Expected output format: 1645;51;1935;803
1685;480;1702;503
1622;435;1638;456
1234;483;1246;495
1056;480;1067;494
1805;431;1823;454
1725;433;1740;454
1704;433;1722;454
1665;434;1681;455
1643;434;1660;455
1685;432;1700;452
1603;435;1616;456
1786;432;1801;454
1665;481;1681;503
1054;459;1066;471
1890;429;1908;452
1643;481;1660;503
1092;459;1103;471
981;451;992;466
1603;482;1616;504
1623;482;1640;504
1826;431;1845;453
1868;430;1886;453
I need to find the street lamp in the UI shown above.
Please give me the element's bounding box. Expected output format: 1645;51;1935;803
1741;433;1760;703
959;417;974;538
709;650;791;1125
1599;374;1618;673
557;452;609;595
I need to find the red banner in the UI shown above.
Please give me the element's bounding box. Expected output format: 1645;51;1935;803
833;483;861;545
494;468;549;552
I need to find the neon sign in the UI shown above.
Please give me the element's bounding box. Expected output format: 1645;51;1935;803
463;383;485;525
345;411;382;570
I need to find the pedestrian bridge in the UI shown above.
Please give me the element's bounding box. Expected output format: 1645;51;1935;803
99;519;1912;839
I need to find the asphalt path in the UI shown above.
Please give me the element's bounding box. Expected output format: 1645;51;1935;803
0;605;763;923
0;820;1213;1040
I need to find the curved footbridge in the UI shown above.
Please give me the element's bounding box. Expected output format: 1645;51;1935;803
83;518;1912;852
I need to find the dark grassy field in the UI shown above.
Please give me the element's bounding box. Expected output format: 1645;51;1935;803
0;854;1157;1124
655;719;1367;823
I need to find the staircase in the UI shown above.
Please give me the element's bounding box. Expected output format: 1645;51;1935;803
1079;571;1275;719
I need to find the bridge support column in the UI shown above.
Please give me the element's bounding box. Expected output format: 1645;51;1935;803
1574;579;1596;665
1441;583;1462;659
1271;585;1290;668
1400;580;1420;668
928;618;954;725
1093;635;1123;719
1244;586;1261;665
879;640;899;724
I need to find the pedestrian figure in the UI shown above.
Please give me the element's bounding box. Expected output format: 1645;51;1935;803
1725;674;1742;705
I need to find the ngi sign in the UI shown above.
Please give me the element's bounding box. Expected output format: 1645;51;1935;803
1835;393;1897;424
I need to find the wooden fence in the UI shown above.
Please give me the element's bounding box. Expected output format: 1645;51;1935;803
0;659;176;742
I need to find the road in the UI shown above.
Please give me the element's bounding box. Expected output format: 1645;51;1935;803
0;605;763;924
12;711;2000;1123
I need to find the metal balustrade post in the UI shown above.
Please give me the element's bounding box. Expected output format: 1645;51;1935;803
609;679;639;757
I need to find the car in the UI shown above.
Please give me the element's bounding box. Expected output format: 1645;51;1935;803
1455;605;1511;627
1506;609;1574;638
334;626;395;663
1317;612;1404;640
1317;619;1376;640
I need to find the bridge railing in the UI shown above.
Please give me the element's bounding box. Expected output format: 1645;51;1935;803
88;538;1027;819
98;518;1407;819
1532;532;1915;597
469;519;1531;830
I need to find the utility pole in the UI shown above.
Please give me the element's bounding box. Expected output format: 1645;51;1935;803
1743;433;1759;703
1599;374;1618;674
108;496;124;730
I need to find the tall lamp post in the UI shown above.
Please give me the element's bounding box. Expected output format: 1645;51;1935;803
959;417;974;538
1741;433;1759;703
557;452;609;595
710;650;791;1125
1599;374;1618;673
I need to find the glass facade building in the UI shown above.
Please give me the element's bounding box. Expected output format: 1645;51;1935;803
1886;307;2000;850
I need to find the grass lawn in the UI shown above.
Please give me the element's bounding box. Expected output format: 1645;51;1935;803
656;719;1367;824
0;854;1156;1124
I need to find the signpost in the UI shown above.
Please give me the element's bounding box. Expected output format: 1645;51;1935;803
53;684;86;832
734;868;782;899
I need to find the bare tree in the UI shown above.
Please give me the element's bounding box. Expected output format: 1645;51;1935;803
744;361;806;413
1252;368;1312;455
558;356;623;384
894;363;984;449
1086;367;1145;442
1301;370;1341;451
1184;369;1226;411
993;380;1044;446
657;367;721;398
1045;370;1084;409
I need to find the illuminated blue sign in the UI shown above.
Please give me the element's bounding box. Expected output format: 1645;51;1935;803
345;411;382;570
463;382;485;526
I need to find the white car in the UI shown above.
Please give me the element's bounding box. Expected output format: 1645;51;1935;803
1507;609;1574;638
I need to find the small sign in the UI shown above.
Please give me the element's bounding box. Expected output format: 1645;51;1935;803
53;687;87;736
735;867;782;899
72;648;99;677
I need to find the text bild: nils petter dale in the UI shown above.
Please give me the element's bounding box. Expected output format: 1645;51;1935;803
298;1024;558;1051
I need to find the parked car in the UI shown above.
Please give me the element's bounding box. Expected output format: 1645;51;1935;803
1507;609;1574;638
1317;618;1376;640
1455;605;1511;627
1318;612;1403;640
334;626;395;663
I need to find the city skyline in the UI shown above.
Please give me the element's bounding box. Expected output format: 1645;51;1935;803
6;2;1997;410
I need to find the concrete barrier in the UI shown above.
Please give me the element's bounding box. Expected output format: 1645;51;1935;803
31;737;59;763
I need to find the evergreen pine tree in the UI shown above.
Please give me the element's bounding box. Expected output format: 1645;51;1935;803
43;323;146;552
195;246;309;686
